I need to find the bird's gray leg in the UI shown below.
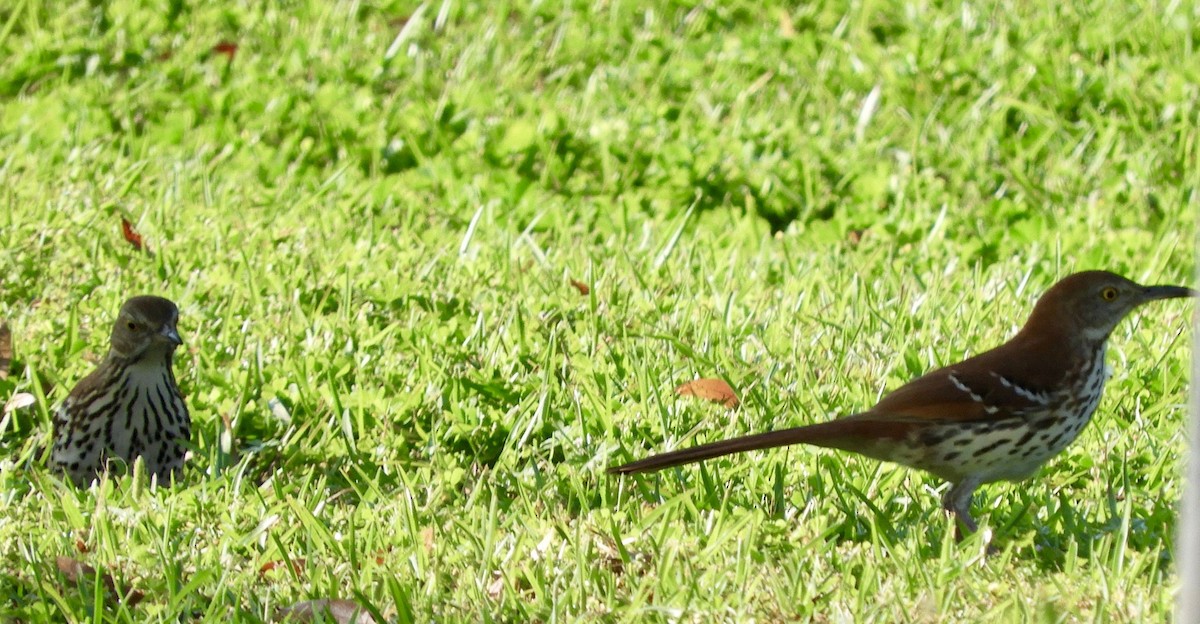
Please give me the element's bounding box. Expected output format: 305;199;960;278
943;477;981;539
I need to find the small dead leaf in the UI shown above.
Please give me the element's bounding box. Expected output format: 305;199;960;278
3;392;34;415
847;229;865;245
120;218;144;251
268;397;291;424
675;378;740;408
569;279;590;295
592;531;628;575
277;599;377;624
55;556;144;607
486;573;505;600
219;411;235;455
421;527;435;553
369;545;393;566
259;558;306;576
530;530;555;562
56;556;94;582
212;41;238;60
0;322;10;379
778;9;796;38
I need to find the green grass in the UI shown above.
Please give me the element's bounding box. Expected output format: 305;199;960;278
0;0;1195;621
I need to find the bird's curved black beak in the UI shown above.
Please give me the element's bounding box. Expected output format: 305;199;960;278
1144;285;1200;301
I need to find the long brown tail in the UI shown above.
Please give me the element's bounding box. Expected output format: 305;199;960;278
607;415;911;474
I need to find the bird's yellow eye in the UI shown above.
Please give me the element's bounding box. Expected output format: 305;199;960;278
1100;287;1119;301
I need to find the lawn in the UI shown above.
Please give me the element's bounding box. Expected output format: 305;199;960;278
0;0;1196;621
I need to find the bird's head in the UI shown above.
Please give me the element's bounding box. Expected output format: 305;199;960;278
109;295;184;360
1027;271;1196;342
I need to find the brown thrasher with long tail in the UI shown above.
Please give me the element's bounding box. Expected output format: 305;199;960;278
609;271;1196;533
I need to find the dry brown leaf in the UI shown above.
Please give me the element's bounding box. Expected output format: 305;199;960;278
675;378;740;408
365;545;394;566
847;228;865;245
569;279;590;295
276;599;377;624
0;322;10;379
591;531;626;575
120;218;145;252
259;558;306;576
55;555;97;583
212;41;239;60
55;556;144;606
421;526;435;554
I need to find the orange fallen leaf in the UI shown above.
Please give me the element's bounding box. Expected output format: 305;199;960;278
259;558;306;576
212;41;238;60
569;279;590;295
120;218;144;251
370;545;394;566
675;378;739;408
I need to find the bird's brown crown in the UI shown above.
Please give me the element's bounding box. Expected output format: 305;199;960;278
1020;270;1196;343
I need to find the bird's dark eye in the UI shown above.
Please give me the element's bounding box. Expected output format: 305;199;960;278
127;321;139;331
1100;287;1119;301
